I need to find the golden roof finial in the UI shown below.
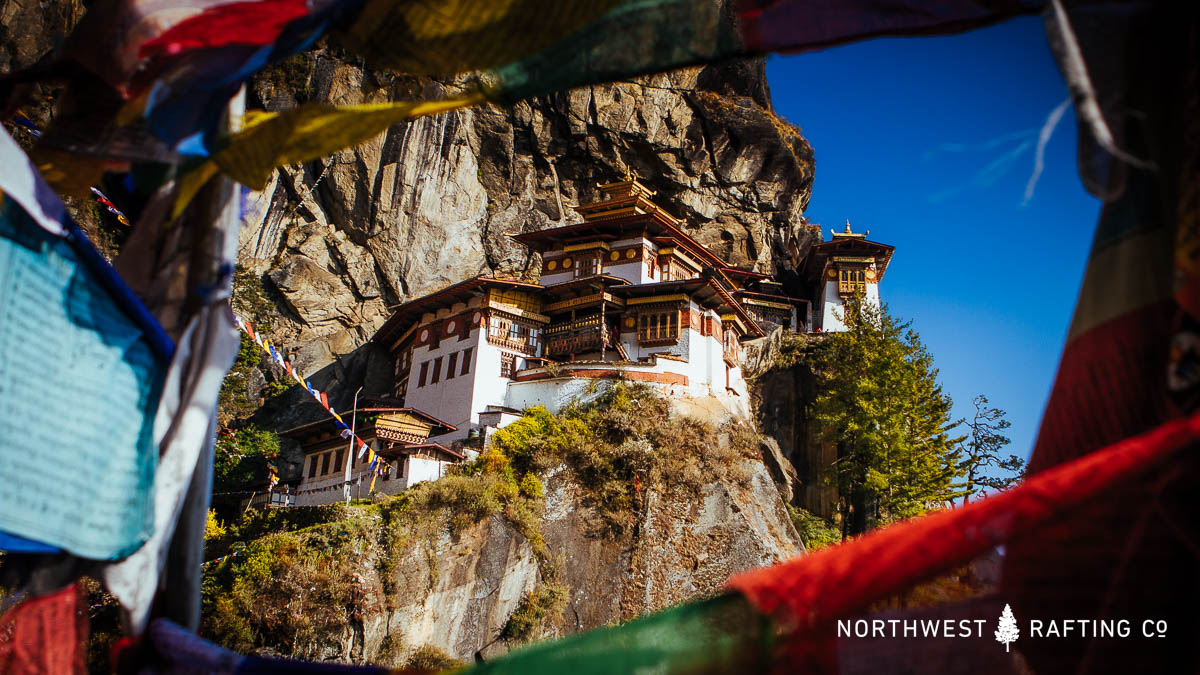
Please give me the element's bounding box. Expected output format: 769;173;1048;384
831;219;867;240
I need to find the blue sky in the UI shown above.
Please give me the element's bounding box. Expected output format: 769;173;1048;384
765;16;1100;462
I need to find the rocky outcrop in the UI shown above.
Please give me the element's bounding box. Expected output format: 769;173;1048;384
236;46;817;412
744;329;836;517
308;461;800;665
0;0;82;72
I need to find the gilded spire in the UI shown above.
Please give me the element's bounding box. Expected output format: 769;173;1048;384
831;220;867;240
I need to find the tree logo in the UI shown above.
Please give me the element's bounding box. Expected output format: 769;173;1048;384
995;604;1020;652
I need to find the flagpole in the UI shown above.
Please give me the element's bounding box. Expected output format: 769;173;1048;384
344;386;362;505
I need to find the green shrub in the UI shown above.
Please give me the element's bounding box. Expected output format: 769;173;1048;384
518;472;544;498
201;525;367;658
787;505;841;551
501;581;569;643
213;425;280;493
403;645;465;672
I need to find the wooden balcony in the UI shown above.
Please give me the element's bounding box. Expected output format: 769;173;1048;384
546;326;605;356
486;334;540;356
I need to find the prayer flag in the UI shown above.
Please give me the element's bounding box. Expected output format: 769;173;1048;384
0;129;166;560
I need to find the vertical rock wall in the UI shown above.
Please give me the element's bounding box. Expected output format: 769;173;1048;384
237;50;818;417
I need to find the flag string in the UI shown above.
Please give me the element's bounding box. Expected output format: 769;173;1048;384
231;314;387;488
8;113;133;226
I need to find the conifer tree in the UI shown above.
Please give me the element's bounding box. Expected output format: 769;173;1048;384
811;296;965;538
957;394;1025;503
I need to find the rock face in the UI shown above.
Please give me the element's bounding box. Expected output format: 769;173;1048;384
237;46;817;413
743;329;836;516
318;461;800;664
0;0;82;72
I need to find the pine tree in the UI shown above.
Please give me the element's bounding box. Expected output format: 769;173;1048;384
957;394;1026;503
995;603;1020;652
811;297;966;538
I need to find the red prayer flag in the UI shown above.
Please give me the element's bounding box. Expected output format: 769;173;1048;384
138;0;311;63
728;412;1200;668
0;585;86;675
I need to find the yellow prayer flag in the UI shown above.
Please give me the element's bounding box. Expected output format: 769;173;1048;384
214;96;483;190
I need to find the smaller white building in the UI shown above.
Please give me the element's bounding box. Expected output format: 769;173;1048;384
281;407;459;506
807;222;894;332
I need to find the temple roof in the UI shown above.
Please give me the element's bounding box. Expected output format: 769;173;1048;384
805;232;895;281
279;407;457;443
377;442;463;461
571;174;678;223
373;276;543;346
513;175;733;276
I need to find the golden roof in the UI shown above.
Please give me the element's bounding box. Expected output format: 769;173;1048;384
573;170;679;224
830;220;868;240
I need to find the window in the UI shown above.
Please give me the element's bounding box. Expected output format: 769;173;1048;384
461;347;473;375
575;253;600;279
488;315;541;355
308;456;318;478
638;311;678;343
417;361;428;387
431;356;443;384
334;449;344;474
446;352;458;379
838;269;867;294
500;352;516;378
320;453;331;475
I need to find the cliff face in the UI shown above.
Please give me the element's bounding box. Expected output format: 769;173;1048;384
237;49;817;415
232;460;800;665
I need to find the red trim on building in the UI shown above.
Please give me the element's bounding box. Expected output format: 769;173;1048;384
513;369;688;386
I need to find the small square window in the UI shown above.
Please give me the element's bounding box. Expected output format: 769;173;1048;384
500;352;516;378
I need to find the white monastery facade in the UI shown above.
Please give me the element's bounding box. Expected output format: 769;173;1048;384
283;176;893;505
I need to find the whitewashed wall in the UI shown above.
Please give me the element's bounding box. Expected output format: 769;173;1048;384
819;280;880;332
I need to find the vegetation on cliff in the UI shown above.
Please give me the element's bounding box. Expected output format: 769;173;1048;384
200;382;764;658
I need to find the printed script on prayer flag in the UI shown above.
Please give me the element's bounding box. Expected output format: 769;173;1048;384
0;197;163;560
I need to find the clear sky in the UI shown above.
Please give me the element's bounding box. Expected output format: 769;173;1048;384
765;16;1100;463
